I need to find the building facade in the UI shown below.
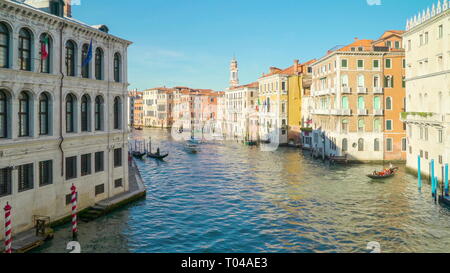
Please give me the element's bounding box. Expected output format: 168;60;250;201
310;31;405;162
0;0;131;238
404;1;450;176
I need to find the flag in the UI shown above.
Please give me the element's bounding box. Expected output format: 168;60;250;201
82;39;93;66
41;35;49;60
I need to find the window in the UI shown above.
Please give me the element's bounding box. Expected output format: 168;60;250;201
95;96;103;131
0;167;12;197
65;40;76;76
114;178;123;188
358;119;365;133
374;118;381;133
439;25;443;39
357;75;365;88
18;92;30;137
386;41;392;48
281;82;286;91
66;156;77;180
39;34;51;73
374;97;381;110
66;94;76;133
341;119;348;133
0;90;8;138
402;59;406;69
341;138;348;152
39;93;50;135
373;60;379;69
95;151;104;172
39;160;52;186
50;0;63;16
439;129;443;143
114;97;121;129
408;40;411;51
420;34;424;46
114;148;122;168
18;163;33;192
374;138;380;151
341;59;348;68
81;95;90;132
342;96;349;109
357;60;364;69
394;41;400;49
81;154;91;176
81;44;90;78
402;76;406;88
402;138;407;152
114;52;121;82
386;97;392;110
385;58;391;69
425;32;429;44
95;184;105;196
358;96;365;109
0;23;10;68
358;138;364;151
425;127;429;141
95;48;103;80
18;28;32;71
386;138;393;152
386;120;393;131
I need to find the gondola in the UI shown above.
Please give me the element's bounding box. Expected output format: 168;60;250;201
147;152;169;160
185;144;199;154
132;151;146;159
367;167;398;179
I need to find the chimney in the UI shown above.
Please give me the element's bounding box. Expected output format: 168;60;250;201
294;60;299;74
64;0;72;18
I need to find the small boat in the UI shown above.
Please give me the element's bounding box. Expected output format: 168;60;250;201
134;127;143;131
185;144;199;154
132;151;146;159
147;152;169;160
367;167;398;179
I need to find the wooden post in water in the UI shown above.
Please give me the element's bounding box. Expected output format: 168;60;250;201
418;156;422;191
445;164;449;197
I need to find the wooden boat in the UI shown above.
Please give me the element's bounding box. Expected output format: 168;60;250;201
367;167;398;179
185;144;199;154
147;152;168;160
132;151;146;159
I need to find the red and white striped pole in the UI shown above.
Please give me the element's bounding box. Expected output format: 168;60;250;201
70;184;78;241
4;202;12;253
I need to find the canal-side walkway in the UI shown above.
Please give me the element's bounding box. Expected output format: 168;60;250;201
1;159;147;253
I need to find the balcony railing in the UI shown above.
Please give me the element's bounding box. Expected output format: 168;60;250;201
373;87;384;94
357;87;368;94
311;109;331;115
357;108;368;116
313;88;336;96
331;109;352;116
341;87;351;94
374;109;384;116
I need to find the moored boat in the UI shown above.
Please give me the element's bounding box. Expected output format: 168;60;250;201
147;152;169;160
367;167;398;179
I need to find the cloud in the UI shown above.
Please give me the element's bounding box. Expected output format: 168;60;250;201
367;0;382;5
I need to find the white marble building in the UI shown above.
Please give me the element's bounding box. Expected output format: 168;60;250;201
0;0;132;237
404;0;450;177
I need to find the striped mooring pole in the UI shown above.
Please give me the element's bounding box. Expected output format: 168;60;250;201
4;202;12;253
71;184;78;241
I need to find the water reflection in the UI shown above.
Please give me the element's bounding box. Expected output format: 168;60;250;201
36;128;450;253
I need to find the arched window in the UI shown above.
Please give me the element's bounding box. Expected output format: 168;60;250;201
39;93;50;135
374;96;381;110
358;119;365;133
19;28;32;71
114;52;121;82
374;138;380;151
18;92;30;137
357;74;364;87
95;48;103;80
66;94;76;133
267;98;270;112
374;118;381;133
114;97;121;129
341;119;348;133
0;23;10;68
358;96;365;109
386;97;392;110
81;44;90;78
341;75;349;87
0;90;8;138
342;96;349;109
65;40;76;76
373;75;380;88
95;96;103;131
39;33;51;73
81;95;90;132
342;138;348;152
358;138;364;151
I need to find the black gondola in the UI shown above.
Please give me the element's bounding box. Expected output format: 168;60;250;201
132;151;145;159
147;152;168;160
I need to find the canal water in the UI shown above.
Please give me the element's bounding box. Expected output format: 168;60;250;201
36;128;450;253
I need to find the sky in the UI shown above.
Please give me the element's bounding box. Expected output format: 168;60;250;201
72;0;437;91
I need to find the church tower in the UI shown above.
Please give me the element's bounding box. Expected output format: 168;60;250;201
229;57;239;88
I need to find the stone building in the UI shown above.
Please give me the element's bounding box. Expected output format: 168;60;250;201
0;0;131;237
404;0;450;176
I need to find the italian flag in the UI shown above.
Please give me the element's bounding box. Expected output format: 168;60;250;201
41;35;49;60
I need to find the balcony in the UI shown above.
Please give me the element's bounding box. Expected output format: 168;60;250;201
401;112;445;124
357;109;368;116
332;109;352;116
341;87;352;94
373;87;384;94
357;87;368;94
311;109;331;115
374;109;384;116
313;88;335;96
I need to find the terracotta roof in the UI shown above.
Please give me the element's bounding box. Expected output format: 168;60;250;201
229;81;259;90
337;39;374;52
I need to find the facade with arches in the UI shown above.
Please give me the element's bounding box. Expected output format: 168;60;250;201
0;0;132;237
404;1;450;177
309;31;406;162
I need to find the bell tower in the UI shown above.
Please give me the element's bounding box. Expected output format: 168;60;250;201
229;57;239;88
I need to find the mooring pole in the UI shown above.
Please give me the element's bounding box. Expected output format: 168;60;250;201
445;164;449;197
418;156;422;191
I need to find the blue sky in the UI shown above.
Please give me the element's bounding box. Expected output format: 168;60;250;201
73;0;436;91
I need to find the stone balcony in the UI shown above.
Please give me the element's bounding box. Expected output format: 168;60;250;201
341;87;352;94
373;87;384;94
331;109;352;116
357;109;368;115
401;112;447;125
313;88;336;96
374;109;384;116
357;87;368;94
